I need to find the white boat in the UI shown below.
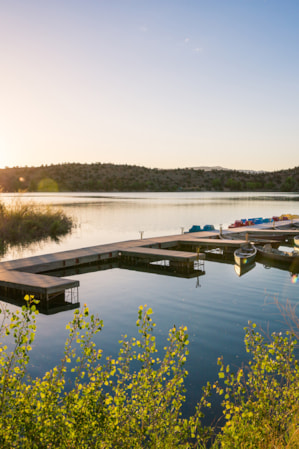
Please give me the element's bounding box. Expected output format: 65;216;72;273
294;235;299;247
234;243;257;266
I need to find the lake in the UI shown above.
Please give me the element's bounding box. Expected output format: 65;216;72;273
0;191;298;425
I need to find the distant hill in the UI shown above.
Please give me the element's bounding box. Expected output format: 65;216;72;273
189;166;228;171
0;163;298;193
190;166;267;174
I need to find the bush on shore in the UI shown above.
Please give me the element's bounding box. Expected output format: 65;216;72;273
0;298;298;448
0;199;73;246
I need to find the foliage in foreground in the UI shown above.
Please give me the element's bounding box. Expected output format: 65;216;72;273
0;199;73;247
0;297;298;448
213;323;299;448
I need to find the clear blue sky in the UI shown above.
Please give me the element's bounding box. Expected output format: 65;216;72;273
0;0;298;171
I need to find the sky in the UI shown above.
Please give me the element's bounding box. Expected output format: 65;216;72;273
0;0;298;171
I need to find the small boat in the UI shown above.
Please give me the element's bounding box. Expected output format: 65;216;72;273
188;225;202;233
188;224;215;233
256;244;299;267
228;220;245;229
294;235;299;247
203;224;215;231
234;243;257;266
229;216;271;228
234;262;256;277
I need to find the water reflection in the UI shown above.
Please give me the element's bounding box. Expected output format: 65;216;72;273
291;273;298;284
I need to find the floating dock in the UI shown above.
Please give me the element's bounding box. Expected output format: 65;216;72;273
120;246;205;272
0;218;298;313
0;268;79;313
0;237;206;313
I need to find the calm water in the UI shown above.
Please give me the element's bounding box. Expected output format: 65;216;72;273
1;192;298;424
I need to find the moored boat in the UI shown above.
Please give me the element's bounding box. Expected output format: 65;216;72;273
228;214;299;229
294;235;299;247
256;244;299;267
188;225;202;233
234;262;256;277
188;224;215;233
234;243;257;266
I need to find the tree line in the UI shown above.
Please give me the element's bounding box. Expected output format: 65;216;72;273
0;163;299;192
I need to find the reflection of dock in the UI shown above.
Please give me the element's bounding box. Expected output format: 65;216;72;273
0;218;298;313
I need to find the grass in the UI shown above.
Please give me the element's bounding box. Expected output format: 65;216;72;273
0;199;73;249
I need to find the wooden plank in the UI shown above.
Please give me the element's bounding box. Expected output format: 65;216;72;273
180;238;247;248
120;247;205;261
0;245;120;273
0;269;79;295
245;229;299;236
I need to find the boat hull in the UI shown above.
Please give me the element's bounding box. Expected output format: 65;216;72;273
234;262;256;277
234;244;257;266
256;245;299;270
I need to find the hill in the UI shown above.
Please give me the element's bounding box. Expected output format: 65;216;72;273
0;163;298;192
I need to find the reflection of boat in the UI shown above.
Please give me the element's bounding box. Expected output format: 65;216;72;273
234;243;257;266
234;262;256;277
256;244;299;268
260;261;299;282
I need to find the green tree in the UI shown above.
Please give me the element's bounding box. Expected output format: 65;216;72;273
281;176;295;192
212;178;222;190
225;178;242;191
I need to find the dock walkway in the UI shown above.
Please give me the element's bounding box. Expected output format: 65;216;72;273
0;218;297;311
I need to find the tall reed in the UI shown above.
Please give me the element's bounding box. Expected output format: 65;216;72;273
0;199;73;245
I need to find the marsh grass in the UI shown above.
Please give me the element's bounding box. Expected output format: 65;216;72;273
0;199;73;247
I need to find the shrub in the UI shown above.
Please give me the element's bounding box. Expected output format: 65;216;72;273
0;299;211;448
212;322;299;448
0;297;298;448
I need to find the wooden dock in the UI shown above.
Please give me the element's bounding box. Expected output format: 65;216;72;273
180;237;246;249
0;269;79;295
120;246;205;272
0;268;79;313
0;217;297;313
120;246;205;261
0;237;207;311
